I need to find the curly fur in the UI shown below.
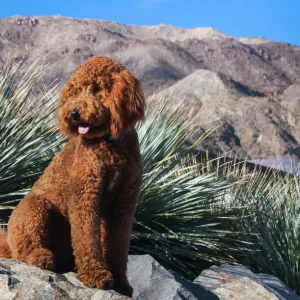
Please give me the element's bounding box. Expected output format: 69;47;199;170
0;56;145;297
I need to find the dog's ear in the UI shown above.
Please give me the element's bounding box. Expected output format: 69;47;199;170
108;69;145;137
55;80;77;137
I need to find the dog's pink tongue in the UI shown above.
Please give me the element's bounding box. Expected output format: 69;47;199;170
78;126;90;135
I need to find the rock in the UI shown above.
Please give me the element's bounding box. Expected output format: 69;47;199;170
194;264;300;300
127;254;217;300
0;274;17;300
0;256;298;300
64;272;85;287
0;258;129;300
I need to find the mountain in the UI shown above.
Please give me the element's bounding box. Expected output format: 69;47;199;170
1;15;300;158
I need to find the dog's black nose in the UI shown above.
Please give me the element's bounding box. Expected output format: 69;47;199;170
71;109;80;121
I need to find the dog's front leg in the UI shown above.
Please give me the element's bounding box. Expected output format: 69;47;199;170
68;192;114;290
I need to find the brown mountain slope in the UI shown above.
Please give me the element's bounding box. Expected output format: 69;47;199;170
157;70;299;158
0;15;300;158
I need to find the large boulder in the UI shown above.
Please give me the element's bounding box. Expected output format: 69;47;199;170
194;264;300;300
0;258;129;300
127;254;217;300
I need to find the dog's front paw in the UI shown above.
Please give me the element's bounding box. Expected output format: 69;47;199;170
78;268;114;290
25;248;56;271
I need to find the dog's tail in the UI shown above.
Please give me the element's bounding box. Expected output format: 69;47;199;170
0;227;11;258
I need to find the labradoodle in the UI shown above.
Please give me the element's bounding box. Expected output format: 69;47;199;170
0;56;145;297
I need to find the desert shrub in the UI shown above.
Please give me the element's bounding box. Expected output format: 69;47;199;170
0;62;64;220
131;99;245;278
133;97;300;295
226;169;300;294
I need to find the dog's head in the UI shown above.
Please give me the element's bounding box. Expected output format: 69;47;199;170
56;56;145;139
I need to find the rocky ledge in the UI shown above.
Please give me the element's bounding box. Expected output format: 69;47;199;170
0;255;298;300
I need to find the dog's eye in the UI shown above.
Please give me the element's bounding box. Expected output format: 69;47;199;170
94;86;102;93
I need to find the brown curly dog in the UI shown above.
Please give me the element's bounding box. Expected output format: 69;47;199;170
0;56;145;297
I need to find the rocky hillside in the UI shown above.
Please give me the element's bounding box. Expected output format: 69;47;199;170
1;15;300;158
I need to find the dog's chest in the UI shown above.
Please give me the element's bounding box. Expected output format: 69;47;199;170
77;143;125;185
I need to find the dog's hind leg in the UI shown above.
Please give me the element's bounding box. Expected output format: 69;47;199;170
7;193;56;270
0;227;11;258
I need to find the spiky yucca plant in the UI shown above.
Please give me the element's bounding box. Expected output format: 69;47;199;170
131;99;245;278
133;97;300;294
225;168;300;294
0;62;64;220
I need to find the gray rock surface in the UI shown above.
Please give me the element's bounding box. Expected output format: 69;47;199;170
0;255;213;300
194;264;300;300
1;15;300;158
0;258;129;300
127;254;217;300
0;256;298;300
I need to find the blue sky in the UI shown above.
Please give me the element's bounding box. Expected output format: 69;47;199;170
1;0;299;46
